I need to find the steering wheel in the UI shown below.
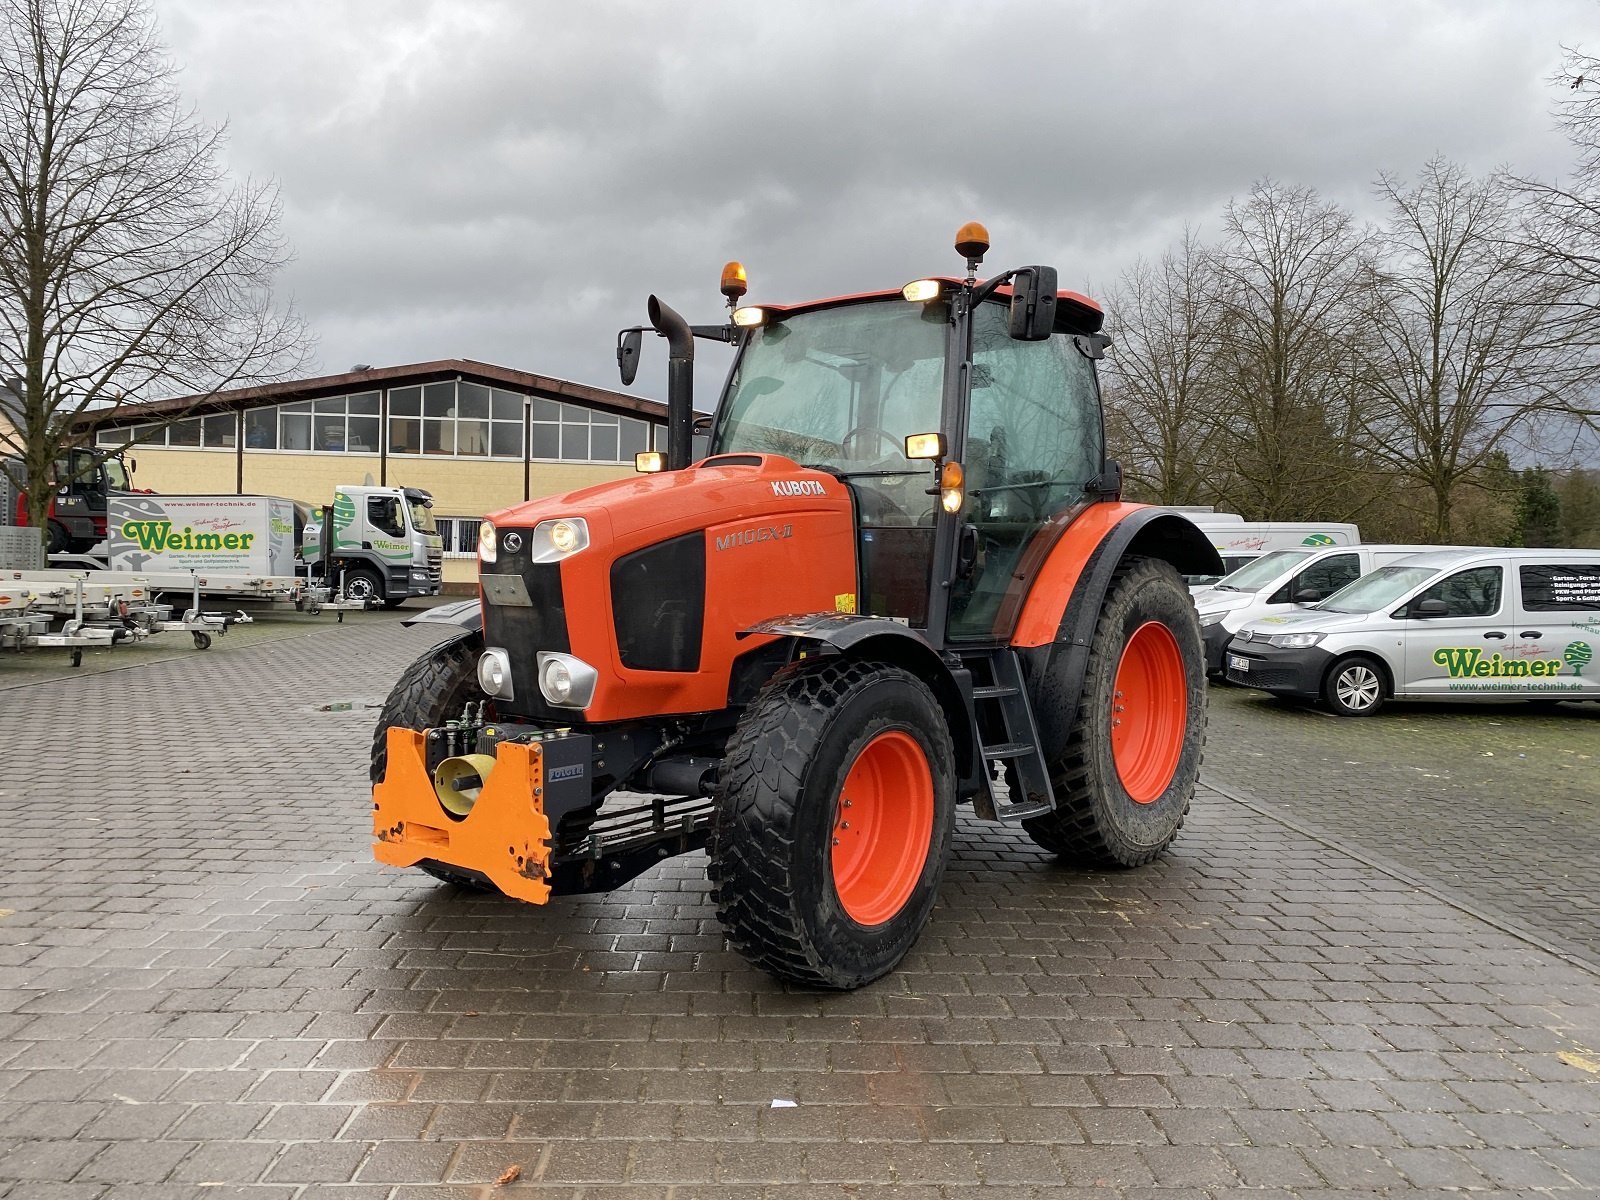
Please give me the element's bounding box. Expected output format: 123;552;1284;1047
840;426;902;460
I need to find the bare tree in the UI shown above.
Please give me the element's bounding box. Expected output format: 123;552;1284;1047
0;0;309;546
1507;44;1600;355
1205;180;1380;521
1102;229;1226;505
1360;158;1592;540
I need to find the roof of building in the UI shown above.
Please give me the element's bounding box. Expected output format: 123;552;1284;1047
77;359;666;429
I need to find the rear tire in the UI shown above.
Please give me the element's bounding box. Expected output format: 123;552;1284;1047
1022;556;1206;867
370;630;493;891
1322;655;1386;717
708;658;956;989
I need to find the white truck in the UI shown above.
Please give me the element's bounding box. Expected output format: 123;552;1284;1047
301;484;442;608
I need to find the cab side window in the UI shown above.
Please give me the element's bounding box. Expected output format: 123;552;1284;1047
1291;553;1360;600
368;497;404;539
1412;565;1503;617
1519;564;1600;612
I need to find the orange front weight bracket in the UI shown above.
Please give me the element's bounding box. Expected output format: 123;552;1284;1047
373;729;554;903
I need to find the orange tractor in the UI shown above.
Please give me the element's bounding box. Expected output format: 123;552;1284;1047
371;224;1219;988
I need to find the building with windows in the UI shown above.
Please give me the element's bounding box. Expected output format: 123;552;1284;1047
88;360;666;587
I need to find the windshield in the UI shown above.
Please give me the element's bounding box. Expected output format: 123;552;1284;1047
406;500;436;534
1213;549;1310;591
714;300;947;473
102;457;130;490
1318;564;1441;613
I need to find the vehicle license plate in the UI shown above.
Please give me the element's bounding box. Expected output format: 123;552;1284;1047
1227;654;1249;673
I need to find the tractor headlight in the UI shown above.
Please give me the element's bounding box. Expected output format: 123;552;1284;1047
536;651;598;708
478;522;497;563
530;517;589;564
477;647;514;698
1268;631;1325;648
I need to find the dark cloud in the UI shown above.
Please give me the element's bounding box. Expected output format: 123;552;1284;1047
158;0;1589;392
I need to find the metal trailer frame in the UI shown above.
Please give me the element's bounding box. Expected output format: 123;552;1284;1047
0;574;252;666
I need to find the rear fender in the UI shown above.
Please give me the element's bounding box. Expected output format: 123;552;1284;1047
1010;507;1219;761
740;613;976;788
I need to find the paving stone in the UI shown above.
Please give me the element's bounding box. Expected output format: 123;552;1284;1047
1;618;1599;1195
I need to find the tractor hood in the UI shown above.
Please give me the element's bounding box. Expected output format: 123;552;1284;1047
478;454;860;724
486;453;846;549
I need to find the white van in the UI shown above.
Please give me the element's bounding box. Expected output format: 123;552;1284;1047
1223;547;1600;715
1184;519;1361;588
1196;544;1440;675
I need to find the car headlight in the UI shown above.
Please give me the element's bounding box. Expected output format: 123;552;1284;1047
1199;611;1224;628
530;517;590;564
478;522;497;563
1268;631;1325;648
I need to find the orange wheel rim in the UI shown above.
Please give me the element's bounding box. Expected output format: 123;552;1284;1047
830;730;934;926
1110;621;1187;804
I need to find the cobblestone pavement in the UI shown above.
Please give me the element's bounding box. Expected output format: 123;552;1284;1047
1204;686;1600;970
1;621;1598;1198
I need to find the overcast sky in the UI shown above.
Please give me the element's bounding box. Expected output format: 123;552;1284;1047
157;0;1593;403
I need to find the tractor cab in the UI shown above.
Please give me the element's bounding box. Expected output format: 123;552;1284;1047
707;268;1108;643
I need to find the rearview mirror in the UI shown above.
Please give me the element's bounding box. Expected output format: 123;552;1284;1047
1007;265;1058;341
616;328;643;386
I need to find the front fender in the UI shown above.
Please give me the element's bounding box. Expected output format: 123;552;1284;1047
401;597;482;632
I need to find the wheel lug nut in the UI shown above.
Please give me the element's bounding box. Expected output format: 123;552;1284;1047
832;838;840;846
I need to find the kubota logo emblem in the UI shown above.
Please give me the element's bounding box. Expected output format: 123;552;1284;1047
771;480;826;497
502;532;522;553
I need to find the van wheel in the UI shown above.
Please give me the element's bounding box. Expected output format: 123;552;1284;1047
1022;556;1206;867
708;658;956;990
1323;655;1386;717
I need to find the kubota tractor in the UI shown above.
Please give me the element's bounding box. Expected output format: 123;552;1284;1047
371;224;1220;989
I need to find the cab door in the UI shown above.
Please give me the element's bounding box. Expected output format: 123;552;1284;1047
1400;564;1509;695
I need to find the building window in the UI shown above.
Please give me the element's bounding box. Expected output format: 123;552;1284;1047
202;413;237;448
244;407;276;448
528;398;661;464
437;516;483;559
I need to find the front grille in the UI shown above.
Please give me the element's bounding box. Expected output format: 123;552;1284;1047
426;548;443;585
481;551;571;721
1249;667;1298;689
610;533;705;672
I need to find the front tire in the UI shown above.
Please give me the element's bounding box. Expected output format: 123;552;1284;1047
1023;556;1206;867
370;630;493;890
1323;654;1386;717
708;658;956;990
343;565;384;606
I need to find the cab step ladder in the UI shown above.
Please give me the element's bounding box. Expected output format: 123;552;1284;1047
963;648;1055;823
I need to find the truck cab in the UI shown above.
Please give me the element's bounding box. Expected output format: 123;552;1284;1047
303;485;443;607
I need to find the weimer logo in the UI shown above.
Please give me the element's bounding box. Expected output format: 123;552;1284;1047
771;480;826;498
121;521;256;552
715;523;794;551
1430;646;1566;678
